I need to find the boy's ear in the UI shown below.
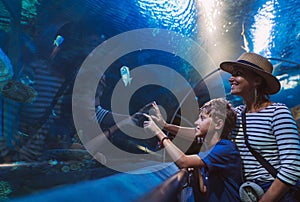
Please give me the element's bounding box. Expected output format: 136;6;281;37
215;118;224;130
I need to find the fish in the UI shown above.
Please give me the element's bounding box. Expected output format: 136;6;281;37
120;65;132;86
53;35;64;47
20;75;34;85
241;23;250;53
273;62;283;69
51;109;57;117
50;35;64;59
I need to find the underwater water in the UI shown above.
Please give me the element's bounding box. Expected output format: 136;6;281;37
0;0;299;201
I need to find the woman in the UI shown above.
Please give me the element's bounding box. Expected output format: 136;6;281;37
220;52;300;202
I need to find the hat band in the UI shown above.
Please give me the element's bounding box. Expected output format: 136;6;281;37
237;60;263;71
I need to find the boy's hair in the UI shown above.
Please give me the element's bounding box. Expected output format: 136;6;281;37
199;98;237;139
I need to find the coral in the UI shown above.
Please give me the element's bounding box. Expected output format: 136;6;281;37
21;0;40;21
0;181;12;200
1;80;37;103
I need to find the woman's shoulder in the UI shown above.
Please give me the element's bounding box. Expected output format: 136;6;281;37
233;103;290;115
270;102;287;107
234;105;245;113
268;102;289;111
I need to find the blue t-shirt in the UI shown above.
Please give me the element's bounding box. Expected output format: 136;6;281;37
198;139;242;202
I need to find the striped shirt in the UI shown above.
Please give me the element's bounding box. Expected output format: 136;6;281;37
19;64;65;135
95;106;109;124
233;103;300;186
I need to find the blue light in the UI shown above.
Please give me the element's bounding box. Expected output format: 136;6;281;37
136;0;198;37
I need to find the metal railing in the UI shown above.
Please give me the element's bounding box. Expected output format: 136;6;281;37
136;168;189;202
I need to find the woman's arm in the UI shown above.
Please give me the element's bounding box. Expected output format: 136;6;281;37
260;105;300;201
259;179;290;202
85;115;132;153
273;105;300;184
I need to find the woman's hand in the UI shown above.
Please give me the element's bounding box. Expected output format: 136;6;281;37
150;101;166;129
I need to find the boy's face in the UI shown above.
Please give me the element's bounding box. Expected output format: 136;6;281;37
194;111;214;137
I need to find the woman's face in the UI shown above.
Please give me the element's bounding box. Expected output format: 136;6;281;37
228;67;259;97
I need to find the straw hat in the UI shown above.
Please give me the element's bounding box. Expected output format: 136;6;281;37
220;52;281;94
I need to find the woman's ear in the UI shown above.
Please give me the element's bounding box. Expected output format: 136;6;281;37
254;76;263;87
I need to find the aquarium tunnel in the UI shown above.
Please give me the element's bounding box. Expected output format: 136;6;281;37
0;0;299;201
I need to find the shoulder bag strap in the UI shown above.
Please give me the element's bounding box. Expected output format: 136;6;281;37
241;108;278;178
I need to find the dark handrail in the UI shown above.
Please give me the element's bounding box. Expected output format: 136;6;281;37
191;168;203;202
136;169;188;202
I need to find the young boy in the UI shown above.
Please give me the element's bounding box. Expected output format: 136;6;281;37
143;98;242;201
